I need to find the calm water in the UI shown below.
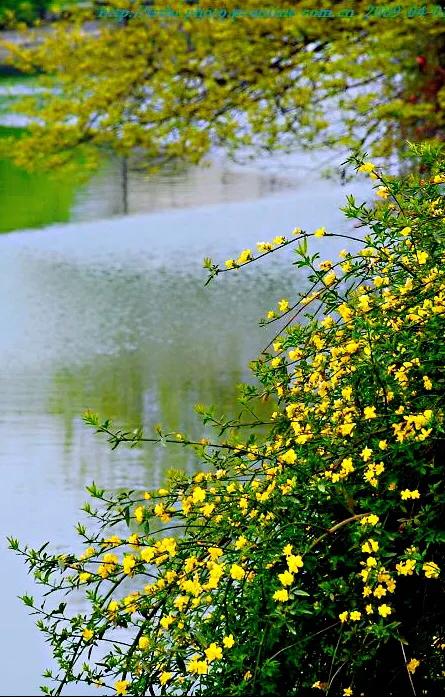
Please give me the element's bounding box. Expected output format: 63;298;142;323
0;146;369;694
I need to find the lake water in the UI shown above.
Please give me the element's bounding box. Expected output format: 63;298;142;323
0;146;369;694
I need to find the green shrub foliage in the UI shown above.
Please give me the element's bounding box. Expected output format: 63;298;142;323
0;0;51;27
11;146;445;696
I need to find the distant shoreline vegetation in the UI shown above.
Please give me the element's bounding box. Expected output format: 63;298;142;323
96;4;445;21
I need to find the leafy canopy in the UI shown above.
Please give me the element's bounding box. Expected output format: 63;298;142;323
1;0;445;171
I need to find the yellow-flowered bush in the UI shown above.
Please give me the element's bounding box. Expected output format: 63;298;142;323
10;145;445;696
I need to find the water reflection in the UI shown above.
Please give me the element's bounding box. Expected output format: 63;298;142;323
0;147;297;233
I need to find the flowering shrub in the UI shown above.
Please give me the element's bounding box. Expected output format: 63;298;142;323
10;145;445;696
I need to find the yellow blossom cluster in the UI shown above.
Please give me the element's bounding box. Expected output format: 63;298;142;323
225;228;307;270
357;541;396;618
273;546;304;602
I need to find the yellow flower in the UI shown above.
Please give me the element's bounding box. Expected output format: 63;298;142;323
287;554;304;573
338;303;353;322
361;447;373;462
324;271;336;286
366;556;377;568
79;572;91;583
205;643;223;662
108;599;119;617
396;559;417;576
235;536;248;550
343;688;353;696
319;259;333;271
400;489;420;500
103;535;121;546
358;162;375;173
115;680;130;695
230;564;245;581
192;486;206;504
423;376;432;390
82;628;93;642
201;504;215;517
360;569;370;582
128;533;140;548
376;186;389;199
278;298;290;313
416;251;428;265
400;226;411;236
350;610;361;621
339;611;349;623
283;544;293;556
378;604;392;618
406;658;420;674
342;386;353;401
423;561;440;579
140;546;155;563
174;594;189;611
79;546;95;560
339;421;355;437
123;592;139;614
237;248;252;265
123;555;136;576
159;672;172;685
160;615;175;629
365;604;374;615
288;349;303;361
278;570;294;586
364;406;377;419
272;236;286;246
138;636;150;650
223;634;235;648
134;505;145;524
273;588;289;602
257;241;273;252
314;226;326;237
225;259;235;269
187;656;208;674
281;448;297;464
208;546;223;559
154;503;171;522
361;539;379;554
433;173;445;183
373;585;387;599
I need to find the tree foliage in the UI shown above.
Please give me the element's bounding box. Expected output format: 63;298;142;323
0;0;52;27
1;0;445;171
11;144;445;696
